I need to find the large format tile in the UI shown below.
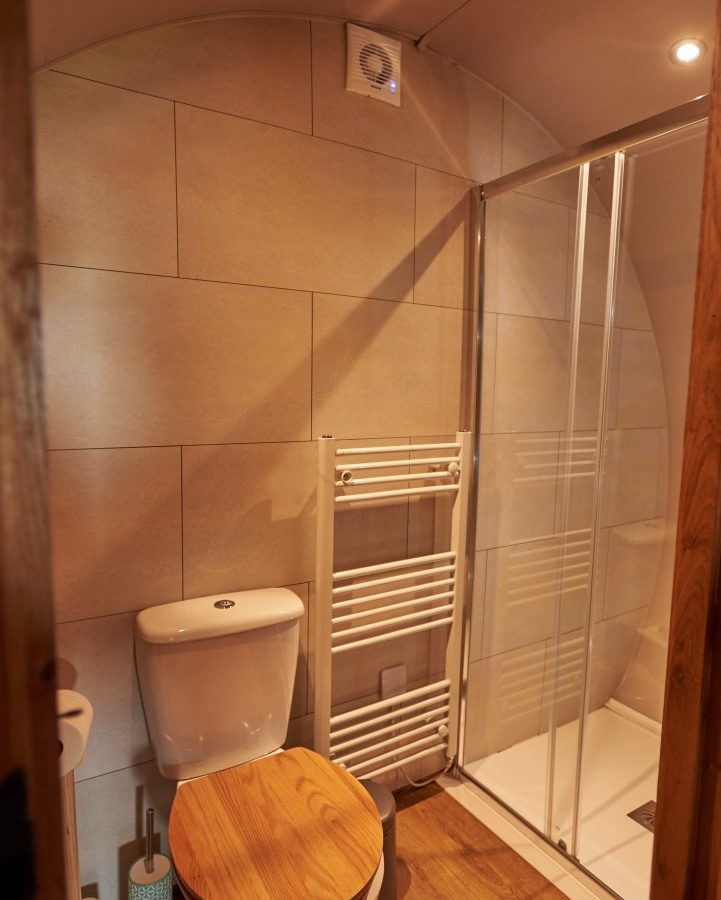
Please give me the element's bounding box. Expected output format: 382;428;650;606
333;439;410;573
49;448;182;622
616;329;667;429
312;294;462;438
572;211;612;326
33;71;176;275
493;314;569;433
480;313;497;434
176;104;415;301
602;428;665;527
476;432;559;551
602;519;665;620
41;267;311;448
615;247;652;331
501;99;578;208
312;23;501;182
55;613;151;781
55;18;313;133
75;761;176;900
414;167;473;308
464;641;546;761
468;551;487;662
482;535;592;660
484;191;571;320
182;442;316;597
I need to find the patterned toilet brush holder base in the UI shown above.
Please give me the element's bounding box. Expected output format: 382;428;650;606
128;854;173;900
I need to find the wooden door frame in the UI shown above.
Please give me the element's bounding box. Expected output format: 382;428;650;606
0;1;65;897
651;1;721;897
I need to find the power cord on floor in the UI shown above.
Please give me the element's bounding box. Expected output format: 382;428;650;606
400;754;456;788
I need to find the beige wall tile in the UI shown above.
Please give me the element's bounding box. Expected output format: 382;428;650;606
602;428;664;527
176;104;415;302
312;294;462;438
616;248;652;331
41;267;311;448
76;761;176;900
405;435;455;560
464;641;545;761
493;314;569;432
414;167;473;308
56;613;151;781
312;22;501;182
306;578;441;716
287;582;310;720
468;551;487;662
541;629;586;728
333;438;411;573
480;313;497;434
554;432;600;535
602;519;664;620
572;211;612;326
482;535;592;659
33;71;176;274
588;609;645;712
476;432;559;551
182;442;316;597
49;448;182;622
501;99;578;208
484;192;570;320
55;18;312;133
616;329;667;428
574;323;604;431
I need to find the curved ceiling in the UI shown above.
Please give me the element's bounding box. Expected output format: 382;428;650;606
29;0;715;148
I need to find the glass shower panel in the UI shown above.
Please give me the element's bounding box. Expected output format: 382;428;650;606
545;155;619;853
462;166;586;836
575;124;706;900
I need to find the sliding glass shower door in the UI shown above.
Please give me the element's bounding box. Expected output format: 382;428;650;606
462;118;705;900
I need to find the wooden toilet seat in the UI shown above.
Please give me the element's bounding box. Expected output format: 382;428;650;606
169;747;383;899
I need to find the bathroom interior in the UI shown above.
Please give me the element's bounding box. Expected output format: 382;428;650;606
4;0;719;898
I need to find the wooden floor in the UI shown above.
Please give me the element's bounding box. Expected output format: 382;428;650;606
394;784;566;899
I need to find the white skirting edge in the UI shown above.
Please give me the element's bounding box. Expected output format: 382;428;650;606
437;776;616;900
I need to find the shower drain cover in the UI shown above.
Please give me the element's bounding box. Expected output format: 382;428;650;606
628;801;656;833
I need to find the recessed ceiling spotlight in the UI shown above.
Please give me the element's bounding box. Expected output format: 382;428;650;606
669;38;706;65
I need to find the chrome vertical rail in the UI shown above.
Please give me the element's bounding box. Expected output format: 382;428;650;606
544;163;590;839
569;152;626;858
456;186;484;768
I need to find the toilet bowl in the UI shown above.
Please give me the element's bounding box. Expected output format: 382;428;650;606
135;589;384;899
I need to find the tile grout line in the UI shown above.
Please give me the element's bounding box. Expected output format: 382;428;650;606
310;294;315;438
179;446;185;600
39;261;476;314
308;19;314;137
45;422;666;454
173;102;180;277
412;164;417;304
45;67;489;187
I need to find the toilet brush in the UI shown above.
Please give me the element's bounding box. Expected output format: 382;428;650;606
128;808;173;900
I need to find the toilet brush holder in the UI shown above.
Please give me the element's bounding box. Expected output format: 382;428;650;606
128;808;173;900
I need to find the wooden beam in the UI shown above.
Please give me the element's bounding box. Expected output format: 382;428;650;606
651;3;721;897
0;1;65;897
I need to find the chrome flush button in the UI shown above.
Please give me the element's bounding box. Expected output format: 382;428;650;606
214;599;236;609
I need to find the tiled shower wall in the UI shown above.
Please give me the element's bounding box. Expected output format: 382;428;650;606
33;16;511;898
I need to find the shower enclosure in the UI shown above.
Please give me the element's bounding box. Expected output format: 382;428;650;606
459;105;707;899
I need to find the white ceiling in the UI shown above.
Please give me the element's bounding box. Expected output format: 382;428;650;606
28;0;715;152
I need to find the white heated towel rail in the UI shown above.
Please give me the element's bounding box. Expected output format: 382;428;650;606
313;432;471;780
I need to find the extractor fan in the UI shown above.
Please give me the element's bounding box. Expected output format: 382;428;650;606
346;23;401;107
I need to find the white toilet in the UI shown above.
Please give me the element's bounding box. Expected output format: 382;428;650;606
134;588;384;899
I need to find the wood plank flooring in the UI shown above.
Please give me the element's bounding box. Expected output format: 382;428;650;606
394;784;566;899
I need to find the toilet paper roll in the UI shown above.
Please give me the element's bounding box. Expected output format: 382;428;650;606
57;689;93;777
